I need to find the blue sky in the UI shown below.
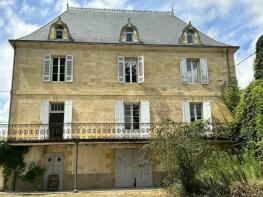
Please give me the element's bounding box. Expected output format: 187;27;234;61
0;0;262;122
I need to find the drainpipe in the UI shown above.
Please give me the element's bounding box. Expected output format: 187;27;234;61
73;140;79;193
226;49;231;85
8;42;16;135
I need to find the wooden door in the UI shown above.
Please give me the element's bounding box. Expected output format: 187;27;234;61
44;153;64;191
115;149;153;188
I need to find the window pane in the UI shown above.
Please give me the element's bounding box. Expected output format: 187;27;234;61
187;32;194;43
187;61;192;83
126;32;133;42
125;61;130;82
196;104;202;120
190;103;195;122
56;29;63;39
131;61;137;82
60;58;65;65
192;61;198;83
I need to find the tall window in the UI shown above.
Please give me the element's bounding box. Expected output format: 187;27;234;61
55;25;64;39
126;31;133;42
49;103;64;140
52;57;65;82
187;31;194;43
187;59;200;83
124;103;140;129
125;59;137;83
190;103;202;122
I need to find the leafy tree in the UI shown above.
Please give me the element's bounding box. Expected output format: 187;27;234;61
254;35;263;79
0;141;28;191
221;78;240;114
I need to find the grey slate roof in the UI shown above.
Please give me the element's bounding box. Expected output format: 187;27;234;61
17;7;234;47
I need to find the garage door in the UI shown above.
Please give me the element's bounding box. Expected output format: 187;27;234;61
115;149;153;188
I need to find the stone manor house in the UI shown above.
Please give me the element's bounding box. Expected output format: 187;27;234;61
1;7;238;191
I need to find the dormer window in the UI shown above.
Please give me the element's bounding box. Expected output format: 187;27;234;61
187;31;194;44
48;17;71;41
120;18;141;44
55;25;64;39
180;22;201;45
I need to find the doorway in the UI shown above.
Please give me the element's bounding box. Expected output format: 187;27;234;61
49;103;64;140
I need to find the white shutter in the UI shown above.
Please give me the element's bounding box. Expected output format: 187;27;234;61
39;101;49;139
115;101;124;137
140;101;150;137
138;56;144;83
64;101;72;139
182;101;190;123
203;101;212;131
180;58;187;84
200;58;209;84
43;55;51;82
117;56;125;83
65;55;73;82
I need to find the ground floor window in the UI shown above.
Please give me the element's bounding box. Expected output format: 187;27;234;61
190;103;202;122
124;103;140;129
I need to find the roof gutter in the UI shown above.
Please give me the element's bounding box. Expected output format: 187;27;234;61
9;39;240;51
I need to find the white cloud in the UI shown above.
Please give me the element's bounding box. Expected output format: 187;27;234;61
85;0;133;9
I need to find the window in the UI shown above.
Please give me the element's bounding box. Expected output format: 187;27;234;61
187;59;200;83
187;31;194;43
125;59;137;83
126;31;133;42
55;25;64;39
52;57;65;82
124;103;140;129
190;103;202;122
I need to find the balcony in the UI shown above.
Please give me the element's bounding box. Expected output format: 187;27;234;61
0;123;153;143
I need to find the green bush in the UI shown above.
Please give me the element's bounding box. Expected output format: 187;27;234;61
23;162;45;190
254;35;263;80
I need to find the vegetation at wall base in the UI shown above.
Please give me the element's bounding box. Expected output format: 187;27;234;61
0;141;28;191
254;35;263;80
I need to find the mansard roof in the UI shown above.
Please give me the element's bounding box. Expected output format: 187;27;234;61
15;7;237;48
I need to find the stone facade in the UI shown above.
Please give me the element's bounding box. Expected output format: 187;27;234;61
10;42;235;124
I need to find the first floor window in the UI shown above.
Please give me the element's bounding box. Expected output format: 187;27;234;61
49;103;64;140
124;103;140;129
125;59;137;83
187;59;200;83
190;103;202;122
52;57;65;82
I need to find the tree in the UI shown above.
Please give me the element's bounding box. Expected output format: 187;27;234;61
254;35;263;79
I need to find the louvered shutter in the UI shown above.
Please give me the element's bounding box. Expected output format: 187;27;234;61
115;101;124;137
200;58;209;84
138;56;144;83
117;56;125;83
65;55;73;82
43;55;51;82
140;101;150;137
39;101;49;139
180;58;187;84
182;101;191;123
203;101;212;134
64;101;72;139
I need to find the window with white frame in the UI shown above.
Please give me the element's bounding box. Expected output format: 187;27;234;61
187;59;200;84
124;103;140;129
190;103;202;122
52;57;65;82
125;58;138;83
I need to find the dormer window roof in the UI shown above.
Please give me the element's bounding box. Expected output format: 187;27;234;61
48;17;71;41
180;22;201;45
120;18;141;43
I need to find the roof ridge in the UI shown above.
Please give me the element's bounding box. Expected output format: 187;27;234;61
67;6;173;14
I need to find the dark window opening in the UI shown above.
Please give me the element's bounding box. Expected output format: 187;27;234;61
126;32;133;42
187;31;194;43
124;103;140;129
55;25;64;39
49;103;64;140
190;103;202;122
52;57;65;82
